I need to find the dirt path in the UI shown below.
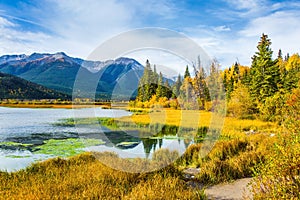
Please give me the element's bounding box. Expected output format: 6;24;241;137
183;168;253;200
205;178;253;200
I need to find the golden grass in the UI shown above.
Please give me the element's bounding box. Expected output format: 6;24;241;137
119;109;278;137
122;109;209;128
0;153;202;200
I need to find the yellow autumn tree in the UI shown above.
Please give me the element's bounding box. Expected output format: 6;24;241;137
227;83;256;119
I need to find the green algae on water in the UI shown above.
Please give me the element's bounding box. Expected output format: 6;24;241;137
34;138;105;157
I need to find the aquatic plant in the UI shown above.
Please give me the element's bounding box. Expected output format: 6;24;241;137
33;138;105;157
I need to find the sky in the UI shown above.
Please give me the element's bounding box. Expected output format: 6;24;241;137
0;0;300;71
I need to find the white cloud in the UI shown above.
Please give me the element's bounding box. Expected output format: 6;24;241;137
0;0;179;59
0;16;52;55
125;49;189;77
223;0;266;13
214;25;231;32
125;0;178;20
0;16;14;27
86;28;212;75
0;1;135;57
184;1;300;68
239;11;300;57
181;25;235;67
224;0;262;10
36;0;134;57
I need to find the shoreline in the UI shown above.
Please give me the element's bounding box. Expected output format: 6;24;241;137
0;103;111;109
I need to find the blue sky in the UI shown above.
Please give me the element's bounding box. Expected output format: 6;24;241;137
0;0;300;69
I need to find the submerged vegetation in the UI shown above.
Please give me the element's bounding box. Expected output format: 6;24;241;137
0;138;105;158
33;138;105;157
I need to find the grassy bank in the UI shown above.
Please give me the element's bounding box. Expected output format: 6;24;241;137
0;100;111;109
0;152;205;199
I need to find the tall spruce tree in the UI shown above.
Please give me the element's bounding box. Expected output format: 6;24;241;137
184;65;191;78
163;79;172;98
233;62;240;83
148;64;158;97
193;64;209;109
156;72;164;98
249;34;280;102
207;59;223;101
172;74;182;98
137;59;153;102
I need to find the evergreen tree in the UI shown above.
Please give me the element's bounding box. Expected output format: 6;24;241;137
207;59;223;101
153;65;158;83
223;71;228;91
241;69;250;86
172;74;182;98
249;34;280;102
163;79;172;99
143;59;152;101
180;77;194;103
278;49;283;59
148;64;158;97
137;59;153;102
233;62;240;83
226;76;234;99
156;72;164;98
193;65;209;109
284;53;290;61
184;65;191;78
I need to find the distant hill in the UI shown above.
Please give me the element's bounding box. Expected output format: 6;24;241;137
0;72;70;100
0;52;144;99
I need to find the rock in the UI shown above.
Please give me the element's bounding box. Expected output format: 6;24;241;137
183;168;201;180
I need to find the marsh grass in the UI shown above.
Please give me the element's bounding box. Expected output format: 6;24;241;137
0;152;201;199
177;133;278;184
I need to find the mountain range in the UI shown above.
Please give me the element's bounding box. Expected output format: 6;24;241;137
0;72;70;100
0;52;144;99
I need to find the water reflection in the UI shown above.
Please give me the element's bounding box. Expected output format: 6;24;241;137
0;107;202;172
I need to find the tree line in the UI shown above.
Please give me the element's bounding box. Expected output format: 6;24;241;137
131;33;300;126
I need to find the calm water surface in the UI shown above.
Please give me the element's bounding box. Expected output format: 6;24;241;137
0;107;190;172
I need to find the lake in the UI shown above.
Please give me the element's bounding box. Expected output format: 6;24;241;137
0;107;191;172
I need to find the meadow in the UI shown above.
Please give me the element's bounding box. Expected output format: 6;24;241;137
1;108;296;199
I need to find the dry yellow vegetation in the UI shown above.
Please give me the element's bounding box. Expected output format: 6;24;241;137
0;153;203;200
0;108;284;199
